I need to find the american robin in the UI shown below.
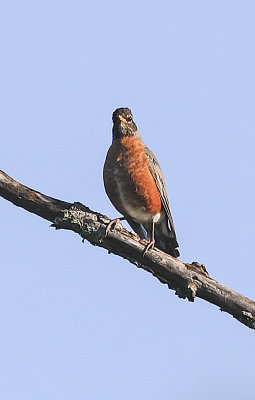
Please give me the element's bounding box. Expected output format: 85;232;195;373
103;107;180;257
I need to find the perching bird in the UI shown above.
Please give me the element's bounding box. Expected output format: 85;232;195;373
103;107;179;257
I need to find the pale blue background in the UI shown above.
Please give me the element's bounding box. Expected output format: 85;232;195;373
0;1;254;399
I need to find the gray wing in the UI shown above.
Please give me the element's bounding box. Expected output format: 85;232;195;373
145;146;177;239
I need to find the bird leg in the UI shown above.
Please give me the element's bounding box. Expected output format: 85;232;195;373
105;217;125;236
143;220;155;256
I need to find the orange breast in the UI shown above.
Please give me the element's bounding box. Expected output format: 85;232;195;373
103;137;162;221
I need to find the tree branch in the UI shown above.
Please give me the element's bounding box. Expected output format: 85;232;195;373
1;169;255;330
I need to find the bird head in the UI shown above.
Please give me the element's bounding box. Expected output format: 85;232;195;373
112;107;138;140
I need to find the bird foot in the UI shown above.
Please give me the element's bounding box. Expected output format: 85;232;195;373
105;217;125;236
143;239;155;256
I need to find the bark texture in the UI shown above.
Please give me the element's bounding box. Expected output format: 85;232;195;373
1;169;255;330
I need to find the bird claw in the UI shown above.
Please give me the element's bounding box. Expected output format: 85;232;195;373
105;217;125;236
143;239;155;256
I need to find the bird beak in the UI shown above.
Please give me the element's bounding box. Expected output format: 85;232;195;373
118;115;127;123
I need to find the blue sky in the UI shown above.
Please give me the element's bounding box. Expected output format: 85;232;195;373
0;1;255;399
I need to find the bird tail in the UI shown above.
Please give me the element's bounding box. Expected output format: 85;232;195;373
126;216;180;258
154;220;180;258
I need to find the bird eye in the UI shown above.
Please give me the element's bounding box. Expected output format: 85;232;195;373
126;116;132;122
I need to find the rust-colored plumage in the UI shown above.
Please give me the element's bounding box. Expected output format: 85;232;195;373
103;107;179;257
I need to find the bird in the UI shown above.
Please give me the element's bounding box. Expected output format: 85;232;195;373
103;107;179;257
